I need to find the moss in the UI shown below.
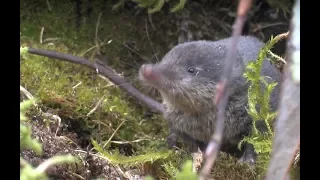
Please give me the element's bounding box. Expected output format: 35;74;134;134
159;152;257;180
20;0;171;176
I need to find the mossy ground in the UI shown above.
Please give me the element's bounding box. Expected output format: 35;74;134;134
20;0;294;179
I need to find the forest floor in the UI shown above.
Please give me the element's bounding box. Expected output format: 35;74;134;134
20;0;293;179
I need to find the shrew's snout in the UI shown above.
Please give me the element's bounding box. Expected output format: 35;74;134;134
140;64;160;82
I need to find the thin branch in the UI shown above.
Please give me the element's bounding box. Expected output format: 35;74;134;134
102;120;126;149
27;48;165;114
265;0;300;179
87;95;106;117
199;0;253;179
72;81;82;89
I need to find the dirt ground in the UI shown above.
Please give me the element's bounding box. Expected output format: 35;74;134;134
20;116;146;179
20;0;294;179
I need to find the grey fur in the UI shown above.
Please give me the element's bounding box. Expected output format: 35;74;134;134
139;36;282;163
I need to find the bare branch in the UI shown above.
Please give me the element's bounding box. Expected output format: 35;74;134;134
27;48;165;114
266;0;300;179
199;0;253;179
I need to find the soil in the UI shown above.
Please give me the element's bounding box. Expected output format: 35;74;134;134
20;115;144;180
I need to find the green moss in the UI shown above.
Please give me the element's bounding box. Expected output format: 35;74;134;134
159;152;257;180
92;140;172;166
20;0;172;177
239;34;289;178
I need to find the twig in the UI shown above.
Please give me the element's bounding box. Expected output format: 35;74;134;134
81;45;98;57
87;95;106;117
109;139;152;144
43;37;60;43
81;36;112;57
102;120;126;149
98;74;115;86
46;0;52;11
27;48;165;114
72;81;82;89
265;0;300;179
42;113;62;137
199;0;253;179
40;26;44;44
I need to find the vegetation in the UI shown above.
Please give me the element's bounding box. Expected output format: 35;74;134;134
20;99;76;180
113;0;292;15
240;35;285;178
20;0;296;179
113;0;187;13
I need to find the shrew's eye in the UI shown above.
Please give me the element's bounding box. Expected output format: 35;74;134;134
187;67;195;73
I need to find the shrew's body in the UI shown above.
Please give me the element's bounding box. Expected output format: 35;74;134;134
139;36;282;164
